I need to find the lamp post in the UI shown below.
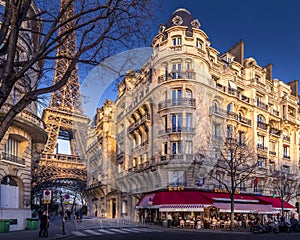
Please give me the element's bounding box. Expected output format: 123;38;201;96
148;198;153;227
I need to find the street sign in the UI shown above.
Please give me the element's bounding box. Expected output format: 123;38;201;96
64;194;70;204
43;190;51;204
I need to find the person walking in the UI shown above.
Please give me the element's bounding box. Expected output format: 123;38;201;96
167;213;173;228
39;211;49;237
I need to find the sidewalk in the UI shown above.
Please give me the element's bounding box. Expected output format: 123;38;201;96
0;218;75;240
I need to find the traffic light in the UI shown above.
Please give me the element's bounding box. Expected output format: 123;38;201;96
296;202;299;213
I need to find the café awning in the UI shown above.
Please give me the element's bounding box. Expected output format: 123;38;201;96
213;202;276;214
255;196;296;211
136;191;213;209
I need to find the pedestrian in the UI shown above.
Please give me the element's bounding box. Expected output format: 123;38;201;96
39;211;49;237
167;213;172;227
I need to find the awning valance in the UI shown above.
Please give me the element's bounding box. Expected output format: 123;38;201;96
213;202;276;214
159;204;208;212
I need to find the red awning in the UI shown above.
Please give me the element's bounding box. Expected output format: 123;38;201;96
255;196;296;210
213;202;276;214
136;191;213;208
203;192;259;203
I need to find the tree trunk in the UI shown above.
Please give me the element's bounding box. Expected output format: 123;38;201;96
230;192;235;230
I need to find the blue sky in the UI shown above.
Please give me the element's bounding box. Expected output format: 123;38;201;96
157;0;300;83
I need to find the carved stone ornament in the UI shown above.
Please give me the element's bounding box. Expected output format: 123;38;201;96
172;15;183;26
191;19;201;28
159;24;166;33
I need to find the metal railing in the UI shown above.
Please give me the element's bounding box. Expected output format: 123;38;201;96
2;152;25;165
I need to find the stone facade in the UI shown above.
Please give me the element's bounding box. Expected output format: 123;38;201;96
86;8;300;219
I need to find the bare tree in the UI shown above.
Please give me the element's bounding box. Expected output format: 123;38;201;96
270;166;299;216
0;0;156;142
207;131;257;230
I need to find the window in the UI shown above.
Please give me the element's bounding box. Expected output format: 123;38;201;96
162;142;167;155
283;145;290;159
171;141;182;154
186;141;192;154
186;62;193;79
162;115;167;132
257;135;265;149
257;157;264;167
238;131;245;146
0;176;19;208
257;115;263;123
172;36;182;46
168;171;186;186
186;89;192;99
4;137;20;161
172;89;182;105
227;125;233;138
186;114;192;132
196;38;203;49
227;103;232;113
212;123;221;140
172;114;182;132
172;63;182;79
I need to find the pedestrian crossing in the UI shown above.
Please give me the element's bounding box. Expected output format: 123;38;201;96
72;227;161;237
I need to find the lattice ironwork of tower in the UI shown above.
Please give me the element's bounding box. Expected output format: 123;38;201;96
35;0;89;191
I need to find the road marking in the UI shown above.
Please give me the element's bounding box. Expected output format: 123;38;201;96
121;228;142;233
84;229;103;235
72;231;88;236
98;229;117;234
132;228;160;232
109;228;128;233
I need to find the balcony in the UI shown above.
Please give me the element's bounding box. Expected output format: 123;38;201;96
257;122;268;131
283;155;291;160
158;71;196;83
158;98;196;110
128;113;150;133
257;101;268;111
158;127;195;135
1;152;25;166
241;95;250;103
257;144;268;151
238;115;251;126
131;141;148;154
270;127;281;137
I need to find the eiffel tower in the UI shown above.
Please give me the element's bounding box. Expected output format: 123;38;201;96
34;0;89;192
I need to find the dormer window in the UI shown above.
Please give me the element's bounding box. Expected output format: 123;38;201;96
172;36;182;46
172;15;183;26
196;38;203;49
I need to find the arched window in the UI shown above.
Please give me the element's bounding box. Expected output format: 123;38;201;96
257;115;264;123
0;176;19;208
172;36;182;46
227;103;232;113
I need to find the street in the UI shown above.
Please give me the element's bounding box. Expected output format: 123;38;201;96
65;229;299;240
1;217;299;240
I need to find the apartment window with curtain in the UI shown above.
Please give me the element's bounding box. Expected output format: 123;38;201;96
172;89;182;105
172;63;182;79
186;141;192;154
171;141;182;154
172;114;182;132
186;114;192;132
